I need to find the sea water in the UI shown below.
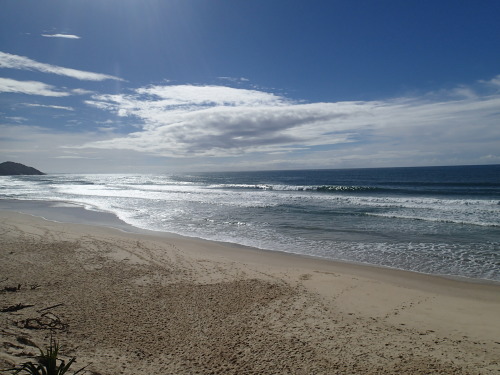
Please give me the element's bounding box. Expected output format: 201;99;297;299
1;165;499;281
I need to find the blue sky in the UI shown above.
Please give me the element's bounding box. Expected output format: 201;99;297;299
1;0;499;173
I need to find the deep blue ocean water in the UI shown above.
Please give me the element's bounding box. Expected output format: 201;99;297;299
1;165;499;281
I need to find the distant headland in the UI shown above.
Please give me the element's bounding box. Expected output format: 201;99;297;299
0;161;45;176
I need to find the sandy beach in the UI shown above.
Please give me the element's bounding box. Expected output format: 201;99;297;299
1;210;499;374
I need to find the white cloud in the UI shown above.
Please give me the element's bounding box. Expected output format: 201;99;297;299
134;84;289;107
23;103;74;111
80;81;500;163
5;116;28;123
0;124;168;173
71;88;95;95
53;155;97;159
0;77;69;97
4;76;498;172
218;76;250;83
479;74;500;87
0;51;123;81
97;127;118;133
41;33;81;39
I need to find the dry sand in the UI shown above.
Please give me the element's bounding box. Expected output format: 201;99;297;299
1;210;499;374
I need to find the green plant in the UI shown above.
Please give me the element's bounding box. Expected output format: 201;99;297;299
8;337;87;375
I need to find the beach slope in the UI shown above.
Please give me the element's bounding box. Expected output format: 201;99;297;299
1;211;499;374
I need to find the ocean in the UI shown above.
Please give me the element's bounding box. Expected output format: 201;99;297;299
1;165;499;282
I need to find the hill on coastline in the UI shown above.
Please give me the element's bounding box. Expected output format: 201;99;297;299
0;161;45;175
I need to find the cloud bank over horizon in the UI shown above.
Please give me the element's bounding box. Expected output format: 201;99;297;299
1;51;500;172
76;80;500;167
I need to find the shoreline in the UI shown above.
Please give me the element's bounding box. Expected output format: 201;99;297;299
1;198;499;287
1;208;499;373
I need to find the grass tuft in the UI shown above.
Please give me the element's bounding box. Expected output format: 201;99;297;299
7;336;88;375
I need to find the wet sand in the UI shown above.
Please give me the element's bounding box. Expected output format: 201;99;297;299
1;210;499;374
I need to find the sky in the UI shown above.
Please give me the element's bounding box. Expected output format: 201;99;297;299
1;0;500;173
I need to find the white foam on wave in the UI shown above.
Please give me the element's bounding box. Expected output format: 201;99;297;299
2;173;499;281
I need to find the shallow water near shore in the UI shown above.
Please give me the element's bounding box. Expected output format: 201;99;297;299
1;165;499;281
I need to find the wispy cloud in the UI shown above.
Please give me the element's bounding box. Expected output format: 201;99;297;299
80;79;500;165
480;74;500;88
71;88;95;95
5;116;28;123
0;124;162;173
53;155;98;159
0;77;69;97
41;33;81;39
22;103;74;111
0;51;123;81
218;76;250;83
